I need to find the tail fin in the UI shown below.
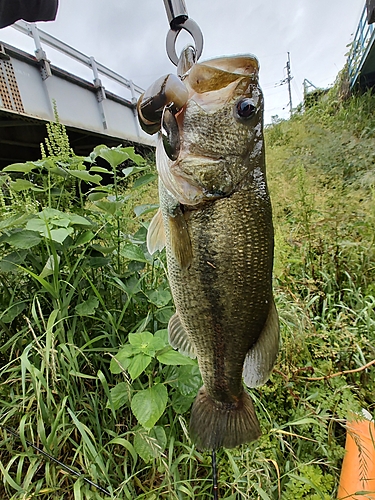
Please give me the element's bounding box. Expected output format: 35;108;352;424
189;387;261;450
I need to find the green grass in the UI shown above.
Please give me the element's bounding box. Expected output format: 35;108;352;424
0;86;375;498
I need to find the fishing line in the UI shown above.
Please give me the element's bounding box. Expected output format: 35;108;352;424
0;425;111;496
212;449;219;499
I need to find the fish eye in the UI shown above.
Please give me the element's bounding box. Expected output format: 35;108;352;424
161;105;180;161
235;98;256;120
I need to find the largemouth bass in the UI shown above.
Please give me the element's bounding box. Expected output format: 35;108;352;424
138;53;279;450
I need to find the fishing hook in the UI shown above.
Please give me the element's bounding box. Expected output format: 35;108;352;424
163;0;203;66
212;449;219;500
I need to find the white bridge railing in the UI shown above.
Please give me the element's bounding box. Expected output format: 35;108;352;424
12;20;144;103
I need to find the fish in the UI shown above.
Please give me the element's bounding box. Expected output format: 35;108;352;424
138;53;280;450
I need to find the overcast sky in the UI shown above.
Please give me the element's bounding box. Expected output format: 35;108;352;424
0;0;366;123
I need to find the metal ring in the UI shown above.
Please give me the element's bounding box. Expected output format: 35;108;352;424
166;18;204;66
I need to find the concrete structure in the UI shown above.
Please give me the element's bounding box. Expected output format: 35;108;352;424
0;21;155;169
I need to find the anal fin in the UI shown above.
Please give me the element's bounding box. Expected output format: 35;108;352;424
243;298;280;388
168;312;196;359
147;208;166;255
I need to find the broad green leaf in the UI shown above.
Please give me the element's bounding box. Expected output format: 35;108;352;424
30;185;47;192
145;289;172;308
50;166;69;178
40;207;63;219
75;230;94;246
171;392;194;414
25;218;47;233
5;230;41;249
50;218;70;228
129;332;165;355
151;426;167;450
87;191;108;201
127;353;152;379
3;162;37;173
168;365;202;397
90;243;116;255
9;179;36;191
40;255;60;279
69;170;102;184
106;382;130;411
154;329;168;344
121;243;147;262
154;307;175;324
95;146;130;168
128;331;154;348
110;345;136;374
128;226;147;245
133;204;159;217
68;214;92;226
0;250;27;272
75;296;99;316
0;214;29;230
93;200;121;214
50;227;73;243
1;301;27;323
122;166;147;177
122;147;145;165
148;336;167;352
133;429;160;463
89;166;111;174
131;384;168;429
87;256;110;268
31;158;55;169
157;348;195;366
126;276;144;295
133;173;157;189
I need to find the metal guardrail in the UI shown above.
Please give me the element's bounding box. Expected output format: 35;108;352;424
347;3;375;88
12;20;144;103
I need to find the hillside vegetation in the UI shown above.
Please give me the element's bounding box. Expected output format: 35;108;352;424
0;85;374;499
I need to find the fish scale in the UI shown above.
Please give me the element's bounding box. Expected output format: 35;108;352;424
163;182;273;400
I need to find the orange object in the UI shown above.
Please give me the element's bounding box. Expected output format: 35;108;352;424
337;413;375;499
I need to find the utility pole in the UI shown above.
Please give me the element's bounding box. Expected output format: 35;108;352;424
286;52;293;117
275;52;294;118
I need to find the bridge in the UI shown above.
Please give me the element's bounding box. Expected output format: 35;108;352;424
348;1;375;89
0;21;155;170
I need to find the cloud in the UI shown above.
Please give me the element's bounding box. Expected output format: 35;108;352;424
0;0;365;122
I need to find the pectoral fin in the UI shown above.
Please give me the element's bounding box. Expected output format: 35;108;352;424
168;312;196;358
243;299;280;388
168;208;193;270
147;208;166;254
